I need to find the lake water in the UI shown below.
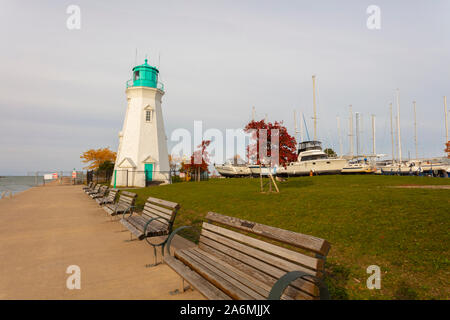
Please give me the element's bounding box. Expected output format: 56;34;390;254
0;176;44;195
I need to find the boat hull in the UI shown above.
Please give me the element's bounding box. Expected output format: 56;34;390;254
215;165;251;178
277;159;347;176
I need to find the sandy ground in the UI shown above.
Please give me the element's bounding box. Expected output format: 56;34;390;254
0;185;204;299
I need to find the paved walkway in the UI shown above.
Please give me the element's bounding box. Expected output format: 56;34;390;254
0;185;203;299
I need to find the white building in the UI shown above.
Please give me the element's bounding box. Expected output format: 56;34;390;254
112;59;170;187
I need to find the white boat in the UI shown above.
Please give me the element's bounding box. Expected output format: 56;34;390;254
247;165;274;177
276;141;348;176
341;158;376;174
380;159;449;176
215;162;252;178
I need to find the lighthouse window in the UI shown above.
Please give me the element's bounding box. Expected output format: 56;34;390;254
134;71;140;80
146;110;153;122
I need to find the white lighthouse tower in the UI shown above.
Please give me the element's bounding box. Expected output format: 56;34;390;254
112;59;170;187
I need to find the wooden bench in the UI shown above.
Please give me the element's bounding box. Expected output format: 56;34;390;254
103;191;137;219
96;188;118;205
120;197;180;266
90;185;108;199
86;184;100;196
82;182;93;191
84;182;97;193
164;212;331;300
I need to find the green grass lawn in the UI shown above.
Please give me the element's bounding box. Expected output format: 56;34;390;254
125;175;450;300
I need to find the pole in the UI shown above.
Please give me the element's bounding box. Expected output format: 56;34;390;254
390;103;395;163
300;112;304;142
259;164;263;192
355;112;360;156
372;114;376;156
413;101;418;159
445;96;448;144
252;106;255;122
396;89;402;163
312;75;317;140
360;113;364;155
337;116;343;157
294;110;298;142
349;105;353;157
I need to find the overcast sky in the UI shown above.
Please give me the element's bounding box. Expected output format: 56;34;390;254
0;0;449;175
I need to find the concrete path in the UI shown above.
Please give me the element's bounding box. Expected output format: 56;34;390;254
0;185;204;299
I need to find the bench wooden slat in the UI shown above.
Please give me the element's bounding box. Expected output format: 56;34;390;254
199;236;318;298
164;256;232;300
198;241;314;300
145;202;175;216
206;212;330;256
127;215;168;235
181;249;266;300
202;222;323;272
142;208;172;223
121;191;137;198
175;250;257;300
146;197;180;209
120;219;144;239
201;227;321;278
189;248;285;300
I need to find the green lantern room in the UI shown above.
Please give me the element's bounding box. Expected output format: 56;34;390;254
126;59;164;91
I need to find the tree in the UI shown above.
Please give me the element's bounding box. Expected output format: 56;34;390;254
180;140;211;181
324;148;337;158
98;160;114;171
244;120;297;167
80;147;117;170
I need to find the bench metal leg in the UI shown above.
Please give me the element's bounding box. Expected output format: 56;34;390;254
145;245;160;268
169;278;190;295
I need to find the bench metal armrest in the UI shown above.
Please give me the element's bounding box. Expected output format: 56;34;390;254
164;226;193;257
143;217;170;247
268;271;330;300
121;205;135;218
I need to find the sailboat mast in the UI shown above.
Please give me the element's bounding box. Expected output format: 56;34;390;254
413;101;418;159
396;89;402;163
390;103;395;163
355;112;360;156
252;106;255;121
445;96;448;144
337;116;343;157
312;75;317;140
372;114;376;156
294;110;298;142
349;105;354;157
300;112;304;142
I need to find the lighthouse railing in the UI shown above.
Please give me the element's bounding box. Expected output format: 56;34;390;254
125;79;165;92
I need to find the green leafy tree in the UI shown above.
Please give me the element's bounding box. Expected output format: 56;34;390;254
324;148;337;157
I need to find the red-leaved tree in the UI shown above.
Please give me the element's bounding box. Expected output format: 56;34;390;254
244;120;297;167
181;140;211;181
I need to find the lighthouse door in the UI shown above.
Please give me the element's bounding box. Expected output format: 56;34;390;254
145;164;153;184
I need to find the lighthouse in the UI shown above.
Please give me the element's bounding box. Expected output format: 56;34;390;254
112;59;170;187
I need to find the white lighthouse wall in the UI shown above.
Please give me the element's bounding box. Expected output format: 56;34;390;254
112;87;170;187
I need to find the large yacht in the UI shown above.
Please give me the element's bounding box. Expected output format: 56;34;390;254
276;141;348;176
